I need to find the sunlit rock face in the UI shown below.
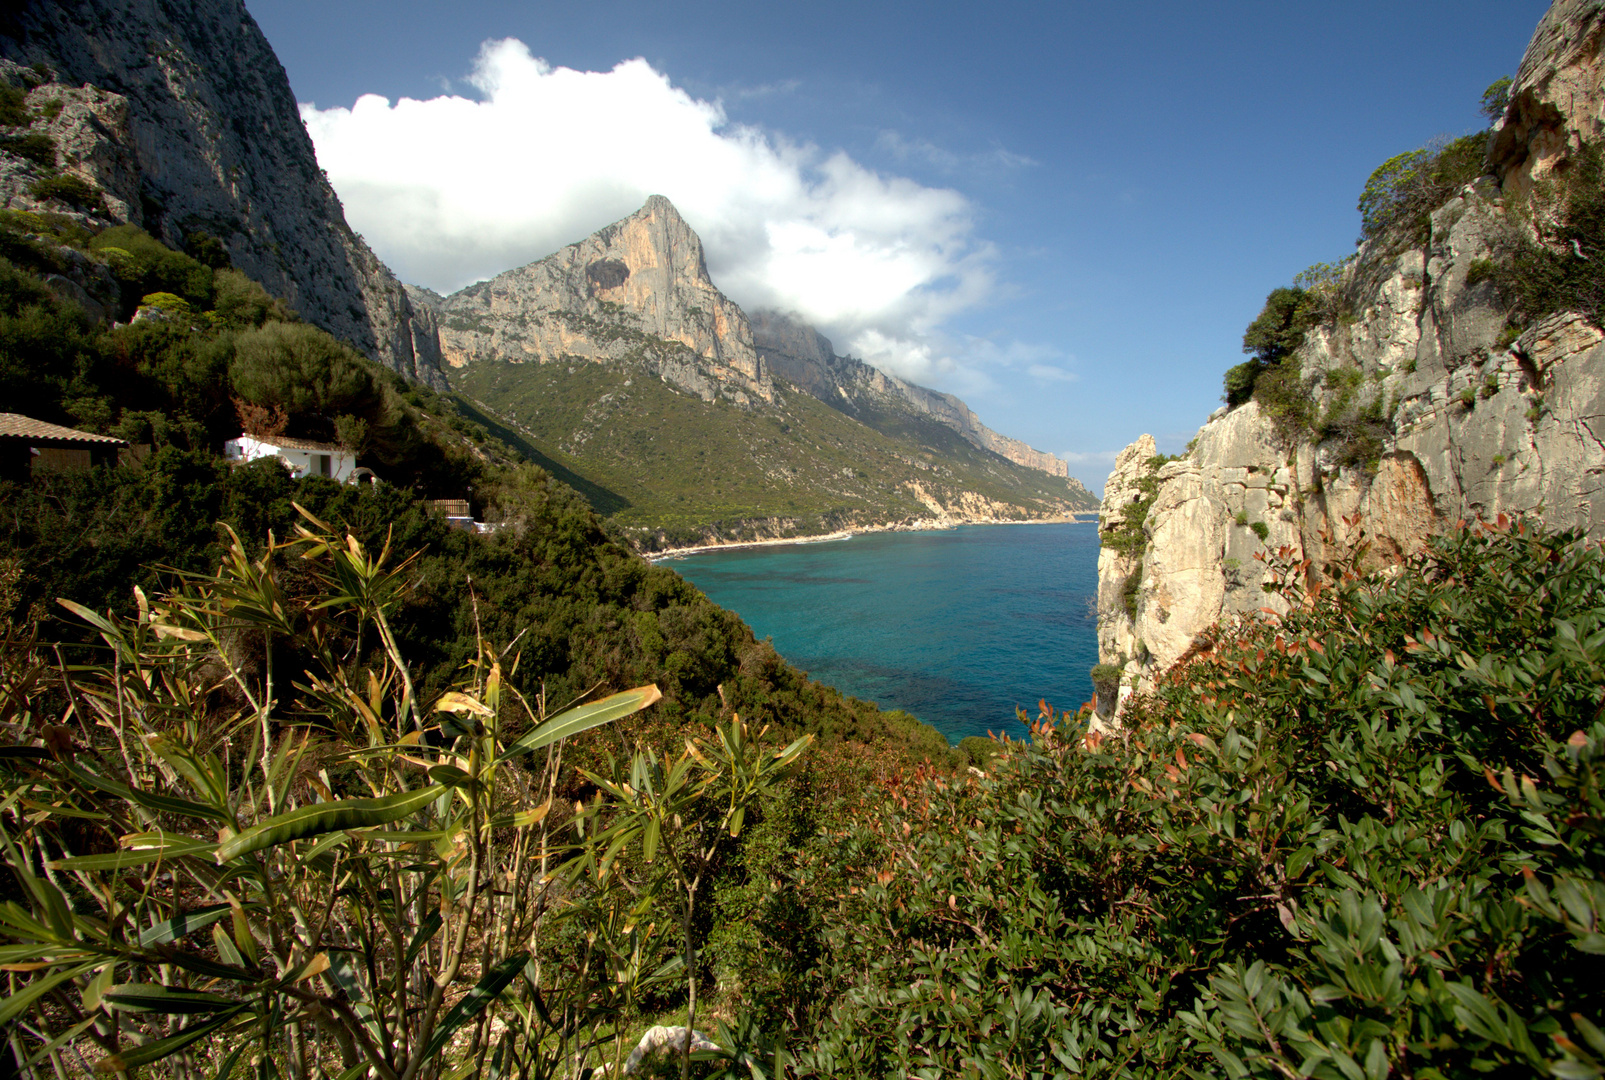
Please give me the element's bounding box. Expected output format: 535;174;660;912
1097;0;1605;711
428;196;772;406
0;0;446;385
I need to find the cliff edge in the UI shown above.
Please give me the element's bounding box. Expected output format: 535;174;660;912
1097;0;1605;719
0;0;446;386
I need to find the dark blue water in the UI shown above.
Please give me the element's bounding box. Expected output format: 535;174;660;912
661;522;1101;744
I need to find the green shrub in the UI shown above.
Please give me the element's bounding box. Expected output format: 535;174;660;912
138;290;192;314
183;227;233;269
28;172;100;211
1465;256;1497;286
0;84;27;126
958;734;1003;770
1252;356;1317;446
210;266;294;328
0;129;54;166
1234;509;1249;527
794;521;1605;1078
1222;360;1261;408
0;520;699;1078
1493;145;1605;330
1226;287;1319;407
1122;558;1143;617
1461;386;1477;407
91;224;214;314
1481;76;1512;124
1243;286;1315;366
1249;520;1269;541
1102;456;1176;560
1357;132;1487;248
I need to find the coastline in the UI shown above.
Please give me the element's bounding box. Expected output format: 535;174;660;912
646;512;1098;562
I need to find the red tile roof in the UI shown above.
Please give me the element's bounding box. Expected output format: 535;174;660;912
0;413;128;445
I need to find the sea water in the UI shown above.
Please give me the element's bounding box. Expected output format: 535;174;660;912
662;522;1101;744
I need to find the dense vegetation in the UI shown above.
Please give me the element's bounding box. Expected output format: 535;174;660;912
765;520;1605;1077
0;212;955;762
454;353;1090;549
0;517;812;1079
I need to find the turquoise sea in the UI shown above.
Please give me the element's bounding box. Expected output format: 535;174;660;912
662;522;1101;744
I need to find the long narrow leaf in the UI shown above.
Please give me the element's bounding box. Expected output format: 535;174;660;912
52;841;218;872
102;983;240;1014
65;765;231;824
215;786;445;863
138;904;233;948
95;1006;250;1072
211;1040;249;1080
495;686;661;763
0;960;100;1025
18;1016;97;1073
421;952;529;1060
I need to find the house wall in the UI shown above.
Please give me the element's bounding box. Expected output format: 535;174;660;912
224;437;356;482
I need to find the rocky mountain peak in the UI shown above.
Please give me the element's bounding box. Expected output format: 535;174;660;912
434;197;769;404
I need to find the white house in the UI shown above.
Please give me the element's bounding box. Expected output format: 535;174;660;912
224;434;358;482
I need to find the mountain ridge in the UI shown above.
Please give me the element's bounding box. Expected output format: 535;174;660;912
748;308;1076;480
414;195;1095;540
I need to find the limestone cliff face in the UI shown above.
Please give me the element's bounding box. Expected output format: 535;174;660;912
751;309;1075;480
0;0;446;386
432;196;771;405
1097;0;1605;710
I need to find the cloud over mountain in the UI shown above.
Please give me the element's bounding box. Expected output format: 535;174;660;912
300;39;996;385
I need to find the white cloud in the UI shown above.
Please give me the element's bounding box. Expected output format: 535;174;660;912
301;39;995;371
874;130;1037;176
1027;364;1078;383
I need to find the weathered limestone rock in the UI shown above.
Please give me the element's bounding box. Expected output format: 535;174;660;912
752;308;1075;480
435;196;771;404
1097;0;1605;712
0;0;446;386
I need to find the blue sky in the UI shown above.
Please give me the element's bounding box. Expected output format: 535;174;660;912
246;0;1549;492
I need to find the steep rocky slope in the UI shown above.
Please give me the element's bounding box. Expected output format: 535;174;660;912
0;0;446;385
749;309;1078;481
431;196;770;407
422;196;1095;541
1096;0;1605;718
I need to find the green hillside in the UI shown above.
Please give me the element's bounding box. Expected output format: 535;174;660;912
453;355;1091;544
0;208;957;765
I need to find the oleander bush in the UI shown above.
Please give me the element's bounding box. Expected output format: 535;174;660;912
0;515;816;1079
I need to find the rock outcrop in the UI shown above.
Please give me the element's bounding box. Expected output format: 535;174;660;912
430;196;771;406
751;309;1075;480
1097;0;1605;712
0;0;446;386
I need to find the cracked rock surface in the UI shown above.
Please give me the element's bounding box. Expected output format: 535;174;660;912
1098;0;1605;708
0;0;446;386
